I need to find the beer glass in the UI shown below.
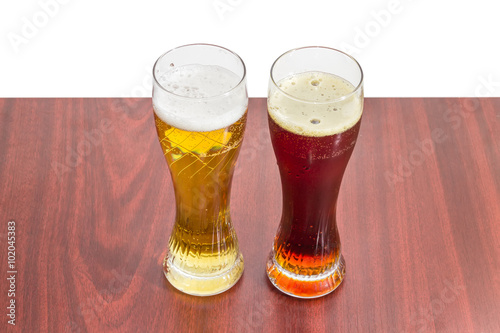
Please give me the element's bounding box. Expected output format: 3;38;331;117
152;44;248;296
266;47;364;298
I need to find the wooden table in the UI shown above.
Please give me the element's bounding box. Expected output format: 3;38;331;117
0;98;499;333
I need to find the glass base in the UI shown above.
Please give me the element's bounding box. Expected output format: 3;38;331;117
266;252;345;299
163;252;244;296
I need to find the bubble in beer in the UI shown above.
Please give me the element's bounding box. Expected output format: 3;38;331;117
310;119;321;124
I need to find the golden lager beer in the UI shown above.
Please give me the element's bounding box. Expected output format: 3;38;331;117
152;44;248;296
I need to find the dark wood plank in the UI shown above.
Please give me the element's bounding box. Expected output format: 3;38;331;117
0;98;498;333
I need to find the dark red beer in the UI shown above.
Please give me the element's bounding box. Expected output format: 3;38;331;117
267;114;361;296
266;47;364;298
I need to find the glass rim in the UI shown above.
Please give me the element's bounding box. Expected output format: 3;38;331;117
153;43;247;101
269;46;364;105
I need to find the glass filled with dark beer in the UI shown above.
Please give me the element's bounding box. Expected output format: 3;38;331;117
266;47;364;298
152;44;248;296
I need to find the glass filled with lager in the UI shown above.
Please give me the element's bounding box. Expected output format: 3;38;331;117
152;44;248;296
266;47;364;298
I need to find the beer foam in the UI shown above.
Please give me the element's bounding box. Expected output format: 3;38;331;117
268;72;363;137
153;64;247;132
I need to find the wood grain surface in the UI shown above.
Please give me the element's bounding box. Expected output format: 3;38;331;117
0;98;499;333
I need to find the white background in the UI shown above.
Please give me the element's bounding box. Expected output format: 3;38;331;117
1;0;499;98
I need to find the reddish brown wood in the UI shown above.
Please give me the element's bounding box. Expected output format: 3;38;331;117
0;98;499;332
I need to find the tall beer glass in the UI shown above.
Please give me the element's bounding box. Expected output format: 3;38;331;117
152;44;247;296
266;47;364;298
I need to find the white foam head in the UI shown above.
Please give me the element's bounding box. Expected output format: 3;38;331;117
268;71;363;137
153;64;248;132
